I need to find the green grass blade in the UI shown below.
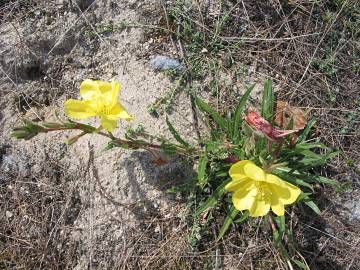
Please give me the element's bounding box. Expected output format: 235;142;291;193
232;84;255;141
304;200;321;215
217;206;239;240
166;115;190;147
292;259;309;270
297;118;316;143
261;79;274;121
234;211;249;223
198;155;208;188
195;96;229;132
195;180;229;216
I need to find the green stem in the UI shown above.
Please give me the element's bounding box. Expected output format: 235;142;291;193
42;123;194;156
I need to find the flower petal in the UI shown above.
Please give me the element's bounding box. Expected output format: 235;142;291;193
267;174;301;205
243;162;266;182
80;80;121;107
225;177;251;192
101;115;118;132
229;160;251;177
264;173;284;185
109;103;132;120
64;99;96;119
271;199;285;216
249;195;271;217
232;182;257;211
269;189;285;216
98;80;120;106
80;79;101;100
230;173;248;181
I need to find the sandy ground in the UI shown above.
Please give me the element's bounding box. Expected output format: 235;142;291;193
0;1;198;268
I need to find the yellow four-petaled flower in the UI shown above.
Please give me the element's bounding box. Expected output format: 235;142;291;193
64;79;132;132
226;160;301;217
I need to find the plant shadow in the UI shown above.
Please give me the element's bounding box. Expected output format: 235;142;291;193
119;150;196;220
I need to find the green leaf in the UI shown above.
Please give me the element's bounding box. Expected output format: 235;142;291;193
295;142;330;150
11;121;45;140
272;227;281;243
161;142;177;155
101;140;120;152
234;210;250;224
195;96;229;132
217;206;239;240
308;175;339;186
273;215;286;238
215;171;229;177
42;122;62;128
300;150;340;168
297;118;316;143
292;259;309;270
198;155;208;188
296;192;312;202
261;79;274;121
274;170;314;191
316;176;339;185
166;116;190;148
195;180;229;216
304;200;321;215
300;149;324;159
232;84;255;141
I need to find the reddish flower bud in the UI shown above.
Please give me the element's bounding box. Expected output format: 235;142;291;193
224;155;239;164
245;111;298;141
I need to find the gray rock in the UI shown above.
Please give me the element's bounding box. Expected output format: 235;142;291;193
343;197;360;221
149;55;185;72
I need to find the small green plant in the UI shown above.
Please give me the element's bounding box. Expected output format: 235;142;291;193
12;78;339;269
340;97;360;134
83;23;114;39
311;58;338;76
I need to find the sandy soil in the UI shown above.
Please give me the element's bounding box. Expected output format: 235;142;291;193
0;1;197;268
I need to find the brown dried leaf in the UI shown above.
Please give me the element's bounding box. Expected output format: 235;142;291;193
151;157;168;166
274;101;307;130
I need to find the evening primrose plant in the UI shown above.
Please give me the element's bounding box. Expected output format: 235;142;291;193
12;79;339;269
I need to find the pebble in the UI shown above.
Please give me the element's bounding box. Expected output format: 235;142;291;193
6;211;13;218
149;55;185;72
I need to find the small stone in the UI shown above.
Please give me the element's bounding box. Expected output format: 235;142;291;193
324;224;334;234
154;224;161;233
149;55;185;72
6;211;13;218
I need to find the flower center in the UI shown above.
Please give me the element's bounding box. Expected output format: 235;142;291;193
255;182;271;201
96;99;112;115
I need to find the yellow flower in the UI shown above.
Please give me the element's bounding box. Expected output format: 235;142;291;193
226;160;301;217
64;79;132;132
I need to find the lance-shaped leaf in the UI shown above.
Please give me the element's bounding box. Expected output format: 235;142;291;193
217;205;239;241
195;96;229;132
166;115;190;148
232;84;255;142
